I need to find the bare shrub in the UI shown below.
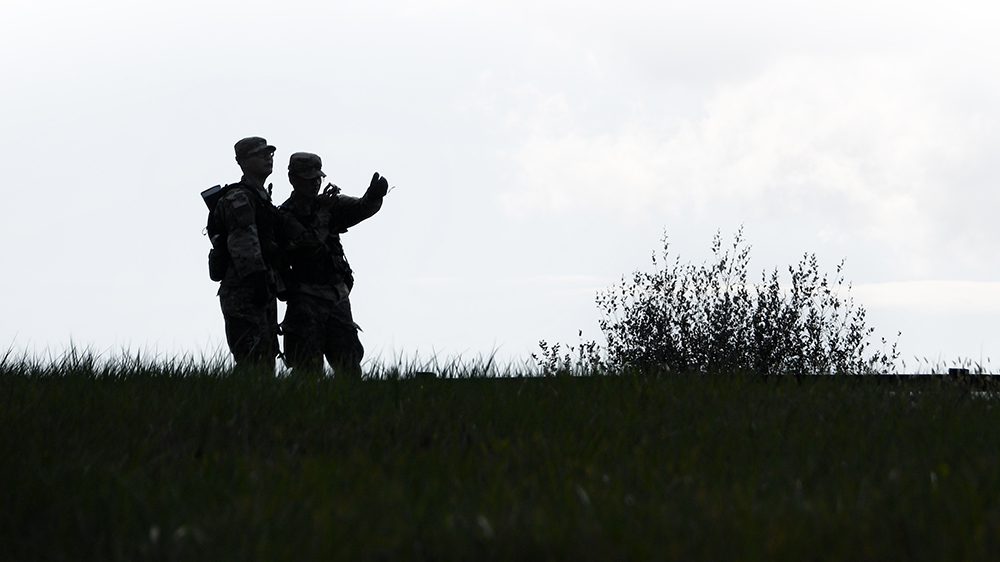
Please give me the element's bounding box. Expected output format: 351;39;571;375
537;229;899;376
598;229;898;375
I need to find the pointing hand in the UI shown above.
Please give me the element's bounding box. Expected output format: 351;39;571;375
368;172;389;198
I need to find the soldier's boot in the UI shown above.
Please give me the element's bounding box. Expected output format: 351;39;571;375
283;332;325;377
331;359;363;380
232;335;277;376
233;357;276;378
326;349;363;381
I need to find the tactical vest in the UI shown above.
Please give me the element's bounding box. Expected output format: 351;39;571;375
278;204;354;288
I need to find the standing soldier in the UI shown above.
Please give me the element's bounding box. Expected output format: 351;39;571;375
278;152;389;378
210;136;282;372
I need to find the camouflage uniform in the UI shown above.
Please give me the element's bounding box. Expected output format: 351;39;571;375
213;137;282;371
278;153;386;377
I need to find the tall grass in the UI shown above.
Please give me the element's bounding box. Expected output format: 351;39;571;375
0;346;539;380
4;355;1000;560
0;345;232;378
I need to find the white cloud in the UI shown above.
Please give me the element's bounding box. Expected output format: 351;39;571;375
856;281;1000;315
501;54;997;276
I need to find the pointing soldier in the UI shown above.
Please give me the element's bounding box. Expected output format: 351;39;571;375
209;137;283;372
278;152;389;378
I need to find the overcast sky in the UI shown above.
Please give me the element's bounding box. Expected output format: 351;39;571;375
2;0;999;370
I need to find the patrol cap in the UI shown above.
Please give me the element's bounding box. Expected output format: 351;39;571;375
234;136;276;159
288;152;327;179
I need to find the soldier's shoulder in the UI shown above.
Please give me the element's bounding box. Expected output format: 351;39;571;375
277;195;296;211
214;187;259;224
219;184;255;206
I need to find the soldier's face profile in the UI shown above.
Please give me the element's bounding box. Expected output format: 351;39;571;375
291;175;323;199
243;150;274;176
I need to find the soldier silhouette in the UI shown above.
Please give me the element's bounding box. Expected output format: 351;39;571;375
208;137;282;372
277;152;388;378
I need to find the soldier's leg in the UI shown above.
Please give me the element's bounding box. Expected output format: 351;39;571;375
265;297;279;356
220;287;277;373
323;297;364;380
281;295;325;375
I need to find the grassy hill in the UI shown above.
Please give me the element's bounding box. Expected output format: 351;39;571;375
4;360;1000;560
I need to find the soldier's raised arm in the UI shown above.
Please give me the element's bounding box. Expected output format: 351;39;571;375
326;172;389;231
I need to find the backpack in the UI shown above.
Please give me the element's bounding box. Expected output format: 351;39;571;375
201;183;280;282
201;185;230;281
